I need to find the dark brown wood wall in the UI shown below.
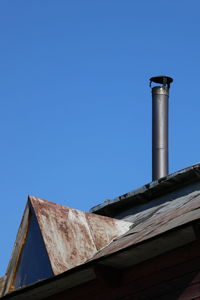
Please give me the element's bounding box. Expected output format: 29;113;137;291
46;240;200;300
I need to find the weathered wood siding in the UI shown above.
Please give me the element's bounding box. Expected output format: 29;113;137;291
45;240;200;300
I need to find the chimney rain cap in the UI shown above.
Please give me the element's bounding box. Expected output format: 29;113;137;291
150;75;173;89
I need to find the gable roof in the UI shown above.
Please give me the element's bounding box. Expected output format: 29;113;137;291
2;196;131;295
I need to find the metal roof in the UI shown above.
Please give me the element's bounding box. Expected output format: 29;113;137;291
2;164;200;299
2;197;131;295
90;163;200;217
1;187;200;299
29;196;131;275
91;181;200;262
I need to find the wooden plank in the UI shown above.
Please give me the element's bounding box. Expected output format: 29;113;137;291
121;240;200;283
131;274;200;299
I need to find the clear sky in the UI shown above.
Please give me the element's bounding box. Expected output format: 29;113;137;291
1;0;200;276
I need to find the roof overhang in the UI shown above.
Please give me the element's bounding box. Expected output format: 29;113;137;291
1;219;199;300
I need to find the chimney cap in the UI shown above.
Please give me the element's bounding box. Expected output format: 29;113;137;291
150;75;173;88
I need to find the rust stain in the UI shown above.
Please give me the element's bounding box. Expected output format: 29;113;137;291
85;212;130;250
28;196;131;275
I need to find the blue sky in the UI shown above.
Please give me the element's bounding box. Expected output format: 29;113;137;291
1;0;200;276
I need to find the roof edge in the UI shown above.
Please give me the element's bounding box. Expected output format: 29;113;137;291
90;163;200;217
1;221;198;300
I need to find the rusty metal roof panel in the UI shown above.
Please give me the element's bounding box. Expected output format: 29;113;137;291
84;212;130;251
30;197;97;275
2;197;131;295
28;196;131;275
91;186;200;259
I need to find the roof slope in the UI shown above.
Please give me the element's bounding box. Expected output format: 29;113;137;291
91;181;200;261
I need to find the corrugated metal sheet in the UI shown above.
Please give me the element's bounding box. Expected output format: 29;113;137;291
29;196;131;275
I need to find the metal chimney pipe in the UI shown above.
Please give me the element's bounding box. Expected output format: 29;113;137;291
149;75;173;181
